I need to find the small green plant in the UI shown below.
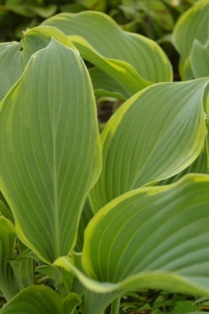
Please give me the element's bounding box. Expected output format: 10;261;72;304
0;2;209;313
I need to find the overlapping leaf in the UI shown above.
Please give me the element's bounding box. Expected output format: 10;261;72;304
21;26;78;67
0;217;18;301
0;42;23;101
0;39;101;263
0;26;78;101
42;11;172;95
55;174;209;314
89;67;129;100
0;286;62;314
159;138;209;186
190;40;209;78
89;79;208;212
9;250;35;291
0;192;13;221
172;0;209;79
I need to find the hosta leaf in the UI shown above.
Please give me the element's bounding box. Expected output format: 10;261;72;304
63;34;150;96
9;253;35;291
36;264;63;289
0;42;23;101
159;138;209;186
89;67;128;100
85;174;209;282
0;27;77;100
172;0;209;79
55;174;209;314
23;25;146;97
75;199;94;252
0;39;101;263
63;293;81;314
89;79;208;211
0;192;13;222
21;25;78;67
0;286;62;314
42;11;172;84
190;40;209;78
0;217;18;300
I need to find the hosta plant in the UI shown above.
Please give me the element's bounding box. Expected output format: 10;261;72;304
0;6;209;314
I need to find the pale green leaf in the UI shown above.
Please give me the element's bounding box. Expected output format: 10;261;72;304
0;217;18;300
9;253;35;291
0;42;23;101
89;79;208;211
0;38;102;263
0;286;62;314
173;0;209;58
36;264;62;289
55;175;209;313
75;199;94;252
89;67;128;100
63;293;81;314
42;11;173;84
159;138;209;185
66;34;151;96
85;174;209;283
172;0;209;79
0;27;77;100
21;25;78;67
0;192;13;222
190;40;209;78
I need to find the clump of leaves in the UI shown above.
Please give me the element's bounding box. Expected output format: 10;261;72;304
0;2;209;314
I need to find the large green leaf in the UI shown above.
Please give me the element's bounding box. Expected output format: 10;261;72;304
0;42;23;101
0;39;101;263
22;25;147;97
42;11;172;87
9;249;35;291
0;217;18;301
21;25;78;67
0;27;78;101
22;27;149;97
0;286;62;314
55;174;209;314
69;35;150;96
190;40;209;78
159;136;209;186
89;79;208;212
172;0;209;79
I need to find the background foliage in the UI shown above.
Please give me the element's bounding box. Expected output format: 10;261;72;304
0;0;196;42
